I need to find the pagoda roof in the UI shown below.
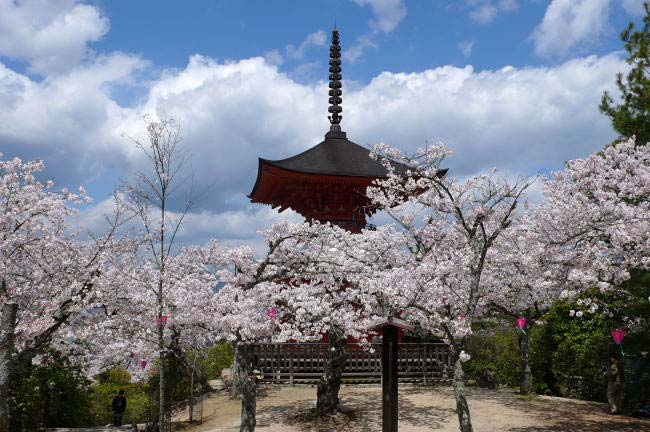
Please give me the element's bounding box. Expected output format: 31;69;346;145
259;130;410;179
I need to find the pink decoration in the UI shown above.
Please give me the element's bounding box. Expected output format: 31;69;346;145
611;329;625;345
140;359;147;369
149;369;156;375
267;307;278;319
156;315;168;328
516;317;526;330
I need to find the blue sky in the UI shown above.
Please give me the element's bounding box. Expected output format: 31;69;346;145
0;0;646;248
90;1;639;79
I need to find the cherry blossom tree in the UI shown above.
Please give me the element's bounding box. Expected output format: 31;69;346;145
116;116;198;428
481;215;565;394
214;221;400;431
0;156;125;430
72;240;223;414
532;138;650;330
535;138;649;295
365;142;534;432
454;138;650;396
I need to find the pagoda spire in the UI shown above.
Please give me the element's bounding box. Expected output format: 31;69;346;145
328;27;343;126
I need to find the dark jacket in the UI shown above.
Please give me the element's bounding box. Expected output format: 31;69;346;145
112;395;127;413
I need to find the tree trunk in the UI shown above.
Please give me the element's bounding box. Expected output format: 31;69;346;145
237;345;256;432
0;302;18;432
158;325;166;430
189;368;194;423
518;327;532;395
452;356;473;432
231;341;241;399
317;327;347;416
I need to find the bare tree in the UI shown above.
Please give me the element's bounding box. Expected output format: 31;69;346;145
121;116;193;429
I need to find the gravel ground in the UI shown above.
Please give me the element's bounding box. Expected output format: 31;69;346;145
174;384;650;432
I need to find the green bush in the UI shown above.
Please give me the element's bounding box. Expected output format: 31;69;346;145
465;320;520;388
531;276;650;408
90;369;152;426
8;351;94;430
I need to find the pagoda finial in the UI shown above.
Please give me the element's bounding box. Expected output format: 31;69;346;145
328;27;343;126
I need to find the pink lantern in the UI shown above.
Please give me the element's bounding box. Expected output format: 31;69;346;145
156;315;168;328
267;307;278;319
149;369;156;375
611;329;625;345
140;359;148;369
516;317;526;330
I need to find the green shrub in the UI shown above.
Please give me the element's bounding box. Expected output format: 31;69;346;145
465;320;520;388
90;370;152;426
531;276;650;408
8;350;93;430
204;340;235;379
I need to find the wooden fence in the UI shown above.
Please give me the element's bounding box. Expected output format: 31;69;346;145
246;343;450;385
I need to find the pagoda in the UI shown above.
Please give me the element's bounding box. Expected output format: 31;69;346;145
249;28;416;232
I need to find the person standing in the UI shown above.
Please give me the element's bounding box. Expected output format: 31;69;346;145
607;354;624;414
112;389;127;426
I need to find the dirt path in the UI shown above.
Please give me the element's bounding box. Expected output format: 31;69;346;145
175;384;650;432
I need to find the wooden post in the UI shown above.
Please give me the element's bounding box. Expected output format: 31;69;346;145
289;347;294;387
382;325;398;432
421;345;428;386
371;316;414;432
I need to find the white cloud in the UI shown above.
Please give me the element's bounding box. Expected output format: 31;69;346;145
0;52;146;185
343;53;624;177
470;3;498;23
532;0;612;58
344;35;378;63
0;0;109;74
621;0;645;16
346;0;406;63
264;49;284;66
0;48;627;246
73;194;303;254
467;0;518;24
352;0;407;33
286;30;327;60
458;40;475;57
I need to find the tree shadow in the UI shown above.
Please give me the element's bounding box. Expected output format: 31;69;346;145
255;385;650;431
256;385;454;431
508;419;650;432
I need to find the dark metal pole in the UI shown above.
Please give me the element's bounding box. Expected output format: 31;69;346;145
382;325;398;432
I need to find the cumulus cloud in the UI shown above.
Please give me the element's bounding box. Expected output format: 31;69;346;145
286;30;327;60
0;52;147;185
264;49;284;66
0;0;109;75
345;0;406;63
532;0;612;58
466;0;518;24
0;46;626;246
352;0;407;33
72;194;303;254
345;54;622;175
458;41;475;57
621;0;645;16
343;35;378;63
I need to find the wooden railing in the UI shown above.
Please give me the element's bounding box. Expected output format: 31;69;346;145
246;342;450;385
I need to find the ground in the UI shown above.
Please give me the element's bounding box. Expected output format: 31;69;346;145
172;384;650;432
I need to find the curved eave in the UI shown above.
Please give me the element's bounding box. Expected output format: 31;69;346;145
249;158;449;203
248;158;391;201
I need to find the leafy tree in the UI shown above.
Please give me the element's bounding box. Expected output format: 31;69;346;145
8;351;93;430
600;2;650;145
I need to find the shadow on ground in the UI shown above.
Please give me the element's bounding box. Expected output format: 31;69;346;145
184;384;650;432
256;386;453;431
